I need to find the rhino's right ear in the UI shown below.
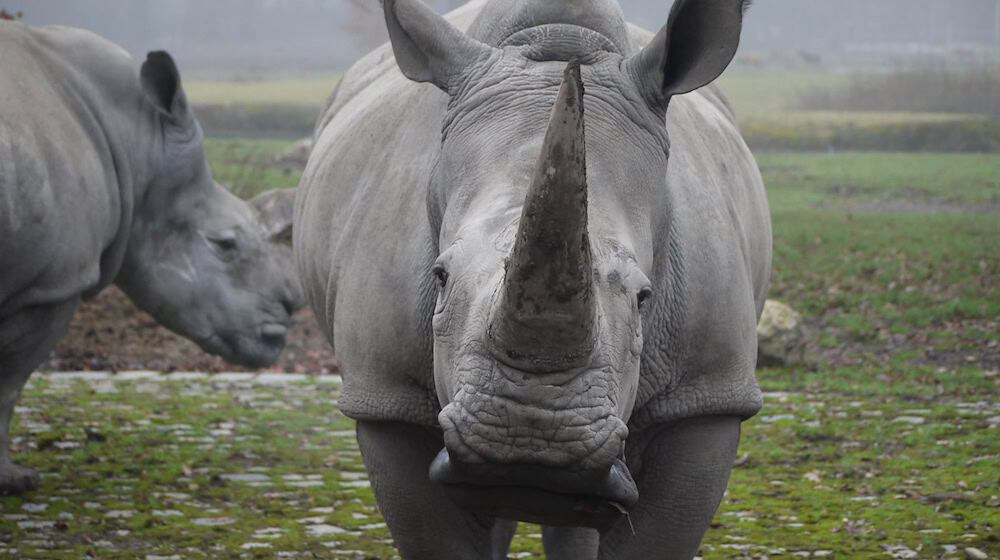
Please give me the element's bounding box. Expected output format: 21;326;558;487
625;0;749;109
140;51;193;124
383;0;496;93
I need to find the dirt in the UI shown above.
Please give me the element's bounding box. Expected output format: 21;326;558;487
43;287;338;374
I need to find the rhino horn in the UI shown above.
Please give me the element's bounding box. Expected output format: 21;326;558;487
489;60;596;371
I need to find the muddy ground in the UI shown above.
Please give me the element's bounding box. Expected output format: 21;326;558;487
43;287;338;374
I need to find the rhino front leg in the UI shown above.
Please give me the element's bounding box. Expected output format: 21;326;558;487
356;420;517;559
543;525;599;559
0;299;79;494
598;415;741;560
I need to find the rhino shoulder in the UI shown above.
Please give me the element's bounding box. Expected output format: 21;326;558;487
0;121;105;313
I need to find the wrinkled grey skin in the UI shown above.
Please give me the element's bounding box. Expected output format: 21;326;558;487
0;21;302;494
295;0;771;558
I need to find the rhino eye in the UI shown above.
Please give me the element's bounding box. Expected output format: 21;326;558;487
637;287;653;310
432;264;449;289
207;233;238;253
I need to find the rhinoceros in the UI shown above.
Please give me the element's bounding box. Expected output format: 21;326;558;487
0;22;302;494
295;0;771;557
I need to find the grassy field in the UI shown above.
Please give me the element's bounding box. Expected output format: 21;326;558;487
185;76;341;106
183;70;1000;151
204;137;303;198
2;143;998;558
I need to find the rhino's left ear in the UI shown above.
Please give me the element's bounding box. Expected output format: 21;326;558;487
140;50;193;124
625;0;750;108
249;188;296;245
383;0;496;93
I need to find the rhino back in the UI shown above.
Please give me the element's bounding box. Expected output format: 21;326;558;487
0;22;129;316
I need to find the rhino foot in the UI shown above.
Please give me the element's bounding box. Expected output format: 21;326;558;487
0;460;40;495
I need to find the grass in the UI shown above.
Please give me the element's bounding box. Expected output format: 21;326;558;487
203;137;302;198
718;70;850;115
761;151;999;358
2;143;998;558
185;75;341;106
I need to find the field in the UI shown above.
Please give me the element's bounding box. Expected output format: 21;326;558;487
185;76;342;107
2;134;997;558
3;59;1000;559
185;69;1000;151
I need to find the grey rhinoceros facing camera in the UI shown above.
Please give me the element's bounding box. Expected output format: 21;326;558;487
0;22;302;493
295;0;771;557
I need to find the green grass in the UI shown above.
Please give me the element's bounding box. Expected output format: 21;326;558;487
185;75;341;106
761;152;999;356
718;70;849;115
3;372;997;559
203;137;302;198
760;152;1000;208
3;146;997;558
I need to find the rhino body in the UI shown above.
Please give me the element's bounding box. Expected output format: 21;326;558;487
0;21;301;494
295;0;771;557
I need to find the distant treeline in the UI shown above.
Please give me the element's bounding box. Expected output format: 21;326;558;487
4;0;999;76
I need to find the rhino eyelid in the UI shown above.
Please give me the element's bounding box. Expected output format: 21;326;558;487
205;233;238;252
432;264;449;289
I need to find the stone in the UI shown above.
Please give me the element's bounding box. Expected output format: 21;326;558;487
272;137;313;169
757;299;809;367
964;548;988;560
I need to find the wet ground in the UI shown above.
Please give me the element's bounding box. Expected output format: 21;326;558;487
2;372;997;559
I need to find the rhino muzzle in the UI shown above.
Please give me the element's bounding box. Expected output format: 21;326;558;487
429;446;637;530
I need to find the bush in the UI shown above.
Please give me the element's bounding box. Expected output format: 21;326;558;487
796;66;1000;118
742;116;1000;152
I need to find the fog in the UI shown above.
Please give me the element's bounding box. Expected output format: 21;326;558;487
3;0;998;77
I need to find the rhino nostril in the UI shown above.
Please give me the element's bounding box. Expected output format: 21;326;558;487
281;297;295;317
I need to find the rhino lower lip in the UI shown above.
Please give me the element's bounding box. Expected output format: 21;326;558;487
428;448;637;529
259;323;288;340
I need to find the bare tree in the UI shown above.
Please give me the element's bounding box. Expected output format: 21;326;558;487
338;0;388;53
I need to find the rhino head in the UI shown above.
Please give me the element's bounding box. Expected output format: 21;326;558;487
383;0;747;529
114;52;303;368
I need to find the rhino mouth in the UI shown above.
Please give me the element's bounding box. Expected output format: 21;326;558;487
196;322;287;368
429;447;637;531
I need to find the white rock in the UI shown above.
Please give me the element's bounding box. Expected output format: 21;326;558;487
964;548;988;560
757;300;809;366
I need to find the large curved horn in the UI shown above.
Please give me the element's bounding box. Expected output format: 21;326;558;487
488;61;595;371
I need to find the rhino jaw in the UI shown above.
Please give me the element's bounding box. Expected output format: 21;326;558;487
428;447;638;531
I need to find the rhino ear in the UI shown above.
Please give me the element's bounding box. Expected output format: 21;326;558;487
383;0;495;93
625;0;749;108
140;51;192;123
249;188;296;245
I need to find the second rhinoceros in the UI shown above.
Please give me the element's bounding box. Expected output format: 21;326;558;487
0;21;302;494
295;0;771;557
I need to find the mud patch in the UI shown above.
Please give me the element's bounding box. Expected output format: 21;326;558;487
44;287;337;374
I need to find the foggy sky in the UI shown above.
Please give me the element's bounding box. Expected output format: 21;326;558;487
3;0;998;77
